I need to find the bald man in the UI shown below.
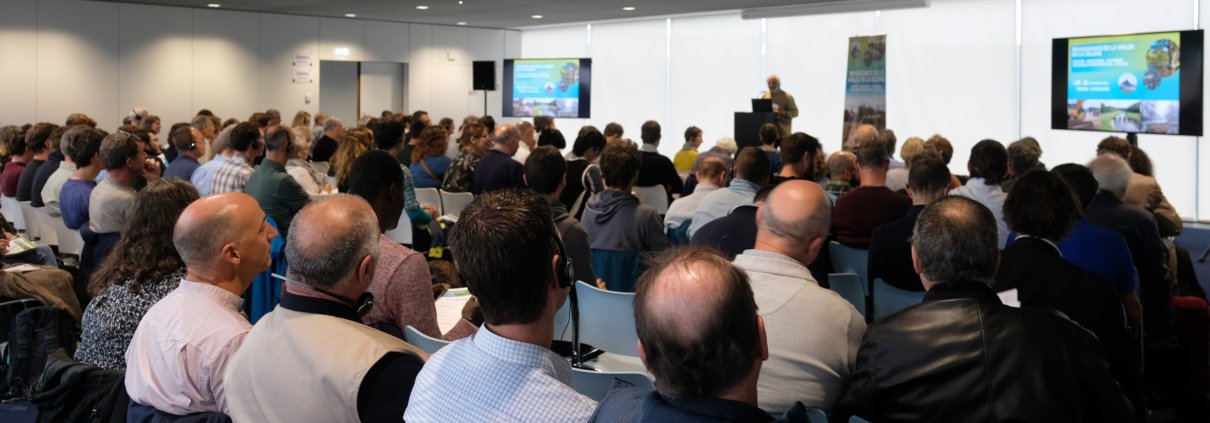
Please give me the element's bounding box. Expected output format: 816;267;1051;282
591;247;812;421
847;123;878;151
125;193;276;417
761;74;799;139
731;180;866;413
225;195;428;422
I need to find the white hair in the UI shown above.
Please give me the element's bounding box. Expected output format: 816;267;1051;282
1089;154;1132;196
715;137;738;154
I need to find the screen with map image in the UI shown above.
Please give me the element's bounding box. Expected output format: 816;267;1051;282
503;58;592;118
1052;30;1203;136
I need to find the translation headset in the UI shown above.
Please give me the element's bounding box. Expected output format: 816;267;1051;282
552;221;574;289
272;273;375;318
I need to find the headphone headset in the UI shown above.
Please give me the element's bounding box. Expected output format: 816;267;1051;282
272;273;375;318
551;221;574;289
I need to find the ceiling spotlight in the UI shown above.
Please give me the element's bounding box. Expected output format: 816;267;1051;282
457;22;467;25
459;1;463;4
416;5;429;10
207;3;220;7
623;6;636;11
345;13;356;17
531;14;543;19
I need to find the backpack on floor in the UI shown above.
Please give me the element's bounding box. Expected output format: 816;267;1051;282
1;304;77;400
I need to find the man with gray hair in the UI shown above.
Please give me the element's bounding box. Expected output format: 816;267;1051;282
834;196;1133;421
311;116;344;165
224;195;427;422
730;180;865;413
125;193;274;417
1086;154;1179;397
761;74;798;139
472;124;525;194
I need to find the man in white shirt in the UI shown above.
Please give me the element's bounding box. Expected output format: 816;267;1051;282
665;157;727;232
124;193;278;416
950;139;1010;248
731;180;866;412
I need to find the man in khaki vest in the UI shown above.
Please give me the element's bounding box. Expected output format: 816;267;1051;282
223;195;427;422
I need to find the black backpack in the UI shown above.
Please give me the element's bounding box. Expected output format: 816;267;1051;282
0;302;77;400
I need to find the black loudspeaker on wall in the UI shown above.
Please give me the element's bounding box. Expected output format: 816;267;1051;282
473;61;495;91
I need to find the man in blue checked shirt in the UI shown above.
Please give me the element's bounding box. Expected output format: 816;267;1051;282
405;189;596;422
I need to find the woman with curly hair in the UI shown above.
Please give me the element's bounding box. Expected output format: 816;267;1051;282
409;126;451;188
75;179;200;369
332;127;374;191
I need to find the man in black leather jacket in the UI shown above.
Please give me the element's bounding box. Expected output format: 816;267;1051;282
832;196;1134;423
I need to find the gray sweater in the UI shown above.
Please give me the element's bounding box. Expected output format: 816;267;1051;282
581;189;670;254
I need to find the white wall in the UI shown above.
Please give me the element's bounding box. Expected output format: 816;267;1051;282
360;62;407;115
319;61;359;123
520;0;1210;222
0;0;517;134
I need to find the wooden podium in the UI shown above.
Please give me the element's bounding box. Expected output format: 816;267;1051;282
734;112;776;150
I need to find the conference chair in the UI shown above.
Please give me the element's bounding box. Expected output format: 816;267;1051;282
415;188;442;216
553;299;572;341
871;278;925;320
805;408;829;423
46;213;83;257
18;202;40;241
440;191;474;219
385;216;414;246
632;186;669;215
35;208;57;248
828;241;870;285
574;281;640;357
570;367;653;402
0;196;26;232
591;249;643;292
828;273;867;319
850;416;872;423
405;325;451;355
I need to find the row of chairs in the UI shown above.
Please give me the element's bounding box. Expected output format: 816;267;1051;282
827;241;925;321
0;196;85;257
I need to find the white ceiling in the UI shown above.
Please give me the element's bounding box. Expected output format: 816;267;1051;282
93;0;859;29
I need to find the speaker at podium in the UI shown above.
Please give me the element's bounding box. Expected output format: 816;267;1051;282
735;99;777;150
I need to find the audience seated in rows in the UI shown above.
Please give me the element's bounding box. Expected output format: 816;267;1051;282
883;136;923;192
772;132;821;185
409;126;451;189
672;125;702;172
583;141;670;288
759;123;784;176
29;125;67;208
473;124;526;194
125;192;273;417
591;247;811;422
162;125;205;182
76;180;198;369
244;126;309;238
284;127;331;195
42;125;88;217
209;122;261;195
407;190;597;422
559;127;606;220
635;120;683;204
59;126;105;232
950;139;1010;248
1001;136;1043;193
372;119;431;230
868;154;950;291
683;136;738;196
833;196;1135;422
994;169;1144;416
512;120;536;164
690;185;772;261
665;157;727;233
191;124;234;196
526;146;598;286
1097;136;1181;237
440;122;489;193
603;122;624;144
823;151;856;202
878;129;902;170
1049;164;1143;332
226;195;428;422
349;150;477;341
733;181;865;413
9;122;53;199
832;139;910;248
90;131;158;235
688;147;770;238
310;116;343;168
332;127;374;191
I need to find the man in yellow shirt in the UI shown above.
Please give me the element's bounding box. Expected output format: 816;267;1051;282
674;126;703;173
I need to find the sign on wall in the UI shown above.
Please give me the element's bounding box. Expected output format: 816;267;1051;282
842;35;887;150
293;49;314;84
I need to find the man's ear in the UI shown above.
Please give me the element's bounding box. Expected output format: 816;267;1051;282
754;205;764;227
549;254;561;290
910;245;922;275
757;315;769;361
221;242;240;266
358;254;376;287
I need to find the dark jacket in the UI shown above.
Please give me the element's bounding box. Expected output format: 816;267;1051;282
591;387;808;423
867;205;925;291
472;149;525;195
30;151;63;207
310;134;338;162
636;150;683;203
1085;190;1176;342
833;281;1134;423
993;237;1144;416
551;199;596;285
690;205;757;261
